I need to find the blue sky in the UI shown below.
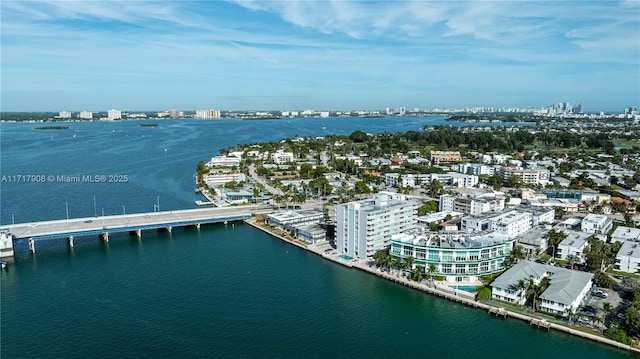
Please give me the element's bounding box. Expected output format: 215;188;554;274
1;0;638;112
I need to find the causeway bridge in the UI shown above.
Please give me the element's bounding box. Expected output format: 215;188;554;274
1;205;273;255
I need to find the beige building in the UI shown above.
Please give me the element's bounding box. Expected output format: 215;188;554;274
430;151;462;165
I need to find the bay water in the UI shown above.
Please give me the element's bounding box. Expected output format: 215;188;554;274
0;117;632;358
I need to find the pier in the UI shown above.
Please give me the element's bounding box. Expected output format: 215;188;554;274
2;205;273;255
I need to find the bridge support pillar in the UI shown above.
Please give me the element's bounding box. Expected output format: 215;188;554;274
28;238;36;254
166;226;172;233
102;232;109;243
224;221;228;225
68;236;74;248
196;223;201;230
136;229;142;238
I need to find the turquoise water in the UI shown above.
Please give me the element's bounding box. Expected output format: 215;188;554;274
0;118;634;358
338;254;354;260
452;285;479;292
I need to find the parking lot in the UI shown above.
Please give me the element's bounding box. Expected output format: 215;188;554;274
578;279;633;328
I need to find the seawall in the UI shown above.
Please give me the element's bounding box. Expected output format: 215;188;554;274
244;219;640;354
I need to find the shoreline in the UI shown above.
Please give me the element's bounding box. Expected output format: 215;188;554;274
244;218;640;354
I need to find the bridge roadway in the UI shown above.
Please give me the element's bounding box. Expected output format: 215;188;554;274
1;205;273;253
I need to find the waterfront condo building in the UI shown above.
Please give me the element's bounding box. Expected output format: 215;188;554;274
491;260;593;317
390;230;514;283
195;109;221;119
58;111;72;118
336;192;418;260
78;111;93;119
107;109;121;120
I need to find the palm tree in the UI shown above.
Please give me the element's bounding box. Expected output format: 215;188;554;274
404;256;415;272
526;276;550;312
564;307;575;322
545;229;567;260
413;265;425;282
603;302;614;331
426;264;437;285
514;279;529;304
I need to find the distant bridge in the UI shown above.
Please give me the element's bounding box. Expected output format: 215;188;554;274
1;205;273;254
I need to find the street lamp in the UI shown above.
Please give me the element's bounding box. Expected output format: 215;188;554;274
12;214;15;225
66;201;69;220
122;205;126;215
93;195;97;217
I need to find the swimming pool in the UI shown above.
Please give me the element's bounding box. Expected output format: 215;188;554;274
338;254;354;261
451;285;479;292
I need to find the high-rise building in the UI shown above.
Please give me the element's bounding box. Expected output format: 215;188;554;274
58;111;71;118
169;109;183;118
78;111;93;119
107;109;121;120
195;109;221;119
335;192;418;260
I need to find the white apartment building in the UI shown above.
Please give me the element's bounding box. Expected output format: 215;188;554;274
107;109;122;120
195;109;221;119
336;192;418;260
580;214;613;234
439;194;505;216
207;155;241;168
489;211;533;237
614;241;640;274
78;111;93;119
272;150;295;164
458;164;496;176
610;226;640;244
58;111;72;118
492;261;593;317
204;172;245;187
499;167;550;186
556;230;591;262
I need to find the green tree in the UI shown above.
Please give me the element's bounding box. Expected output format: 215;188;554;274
417;200;438;216
349;130;368;143
544;229;567;260
427;179;443;197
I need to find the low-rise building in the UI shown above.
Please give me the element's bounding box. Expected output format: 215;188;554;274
272;150;295;164
204;172;246;187
439;194;505;216
556;230;591;262
499;167;551;186
614;241;640;274
610;226;640;244
581;214;613;234
390;230;514;283
491;260;593;317
430;151;462;165
265;210;324;231
208;155;242;168
516;226;550;259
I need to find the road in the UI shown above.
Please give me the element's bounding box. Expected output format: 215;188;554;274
3;205;273;240
247;163;284;196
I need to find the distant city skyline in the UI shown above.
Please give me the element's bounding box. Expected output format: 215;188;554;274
1;1;638;112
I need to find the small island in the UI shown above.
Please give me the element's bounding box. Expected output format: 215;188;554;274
138;123;159;127
34;125;69;130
